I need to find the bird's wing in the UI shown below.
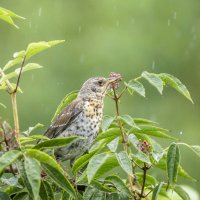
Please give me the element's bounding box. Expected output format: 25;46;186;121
44;99;83;138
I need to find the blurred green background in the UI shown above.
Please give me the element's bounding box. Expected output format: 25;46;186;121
0;0;199;195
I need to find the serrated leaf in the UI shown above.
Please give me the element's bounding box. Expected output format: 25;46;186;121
96;128;121;141
105;175;131;198
26;40;65;59
118;115;140;129
167;143;180;186
174;185;191;200
72;149;99;174
107;137;119;152
125;80;145;97
0;63;43;83
25;149;62;172
51;91;78;122
159;73;193;103
134;151;151;164
152;182;164;200
0;150;22;173
3;50;26;71
24;156;41;200
33;136;80;150
142;71;163;94
115;151;133;177
87;152;118;183
101;115;115;132
42;163;76;198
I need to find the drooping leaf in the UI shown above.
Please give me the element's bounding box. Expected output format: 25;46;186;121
51;90;78;122
141;71;163;94
24;156;41;200
42;163;76;198
0;150;22;173
178;143;200;158
3;50;26;71
133;118;158;125
72;149;99;174
33;136;80;150
167;143;180;186
159;73;193;103
174;185;191;200
26;40;65;59
105;175;131;199
0;63;43;83
0;7;25;28
96;128;121;141
87;152;118;183
124;80;145;97
118;115;140;129
107;137;119;152
152;182;164;200
101;115;115;132
115;151;133;177
25;149;62;172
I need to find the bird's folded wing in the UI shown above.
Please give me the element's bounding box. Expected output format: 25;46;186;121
44;99;82;138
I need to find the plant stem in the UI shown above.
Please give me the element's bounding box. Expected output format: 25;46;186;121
139;164;147;199
112;88;135;196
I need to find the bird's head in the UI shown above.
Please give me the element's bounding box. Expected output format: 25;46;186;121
78;76;120;100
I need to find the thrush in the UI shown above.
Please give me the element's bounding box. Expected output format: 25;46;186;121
44;75;121;164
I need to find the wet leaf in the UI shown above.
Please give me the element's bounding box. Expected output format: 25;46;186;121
125;80;145;97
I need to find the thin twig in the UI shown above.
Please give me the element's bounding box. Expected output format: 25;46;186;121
139;163;147;199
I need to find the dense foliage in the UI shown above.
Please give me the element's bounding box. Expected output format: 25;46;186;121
0;6;199;200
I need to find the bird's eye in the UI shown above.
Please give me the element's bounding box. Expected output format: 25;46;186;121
98;80;104;86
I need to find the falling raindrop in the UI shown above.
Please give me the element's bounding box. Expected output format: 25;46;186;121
152;60;155;70
38;7;42;17
167;19;171;26
173;11;177;19
78;25;82;33
116;20;119;27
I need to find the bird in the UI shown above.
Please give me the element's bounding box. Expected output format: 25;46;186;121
44;75;121;165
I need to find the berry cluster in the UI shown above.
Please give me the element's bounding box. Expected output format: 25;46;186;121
137;140;151;154
109;72;122;89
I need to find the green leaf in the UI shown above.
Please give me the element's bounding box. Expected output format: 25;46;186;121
133;118;158;125
136;173;157;186
3;50;26;71
91;180;115;193
0;63;43;83
72;149;99;174
0;150;22;173
152;182;164;200
105;175;131;198
96;128;121;141
0;191;11;200
101;115;115;132
12;192;28;200
118;115;140;129
42;163;76;198
26;40;65;59
0;7;25;28
178;143;200;158
33;136;80;150
0;102;6;109
39;180;55;200
115;151;133;177
128;134;139;149
22;123;44;136
167;143;180;186
51;91;78;122
159;73;193;103
174;185;191;200
125;80;145;97
87;152;118;183
134;151;151;164
142;71;163;94
107;137;119;152
25;149;62;172
24;156;41;200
